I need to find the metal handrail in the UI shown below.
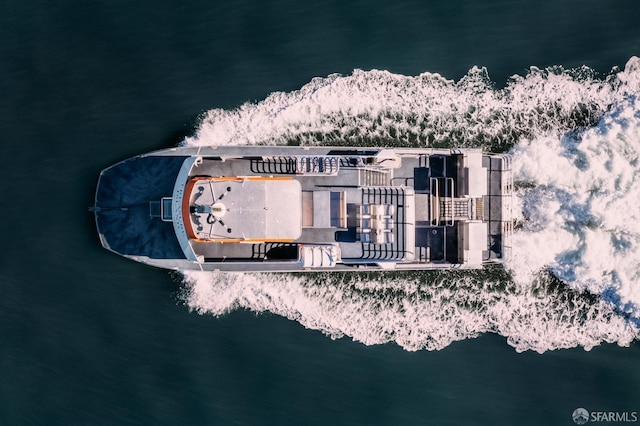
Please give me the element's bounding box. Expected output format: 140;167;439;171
430;177;439;226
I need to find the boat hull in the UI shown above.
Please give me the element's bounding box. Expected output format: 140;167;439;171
93;146;513;272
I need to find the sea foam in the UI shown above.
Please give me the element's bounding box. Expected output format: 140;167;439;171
180;57;640;352
510;95;640;322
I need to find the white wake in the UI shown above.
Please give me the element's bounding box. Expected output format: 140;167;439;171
179;57;640;352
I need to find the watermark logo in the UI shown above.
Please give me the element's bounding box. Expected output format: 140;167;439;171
572;408;638;424
573;408;590;425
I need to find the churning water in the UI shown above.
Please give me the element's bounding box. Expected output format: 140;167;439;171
180;57;640;353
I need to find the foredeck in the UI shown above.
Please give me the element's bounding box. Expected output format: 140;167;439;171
94;156;187;259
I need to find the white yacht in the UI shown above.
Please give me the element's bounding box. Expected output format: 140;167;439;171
92;146;513;271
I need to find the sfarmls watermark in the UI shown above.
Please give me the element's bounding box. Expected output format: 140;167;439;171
573;408;638;424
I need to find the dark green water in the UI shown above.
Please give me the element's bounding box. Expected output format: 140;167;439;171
2;0;640;424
